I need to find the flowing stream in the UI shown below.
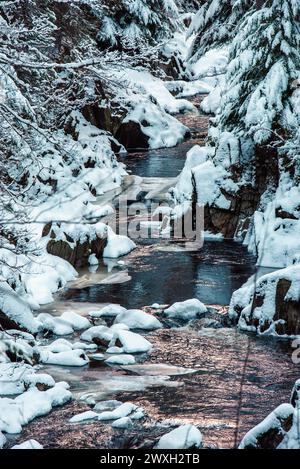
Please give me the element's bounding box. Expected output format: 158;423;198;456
14;96;300;449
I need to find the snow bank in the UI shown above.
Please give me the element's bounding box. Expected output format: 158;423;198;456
164;299;207;320
246;183;300;268
156;424;203;449
110;67;191;150
24;253;78;305
117;69;194;116
114;309;162;330
0;381;71;436
173;145;230;205
201;84;223;115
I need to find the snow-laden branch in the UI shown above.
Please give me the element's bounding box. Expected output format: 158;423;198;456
0;53;105;70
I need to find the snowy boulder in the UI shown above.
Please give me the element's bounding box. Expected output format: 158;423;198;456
156;424;203;449
0;363;55;396
0;333;37;364
89;304;127;318
98;402;137;421
42;221;107;268
239;403;294;449
111;330;152;354
105;354;136;366
112;417;133;429
60;311;91;330
201;85;222;115
72;342;97;351
12;439;43;449
80;325;114;346
69;410;99;424
164;299;207;320
114;309;162;331
117;99;189;151
40;349;89;367
230;265;300;336
36;313;74;336
103;231;136;259
106;346;124;354
94;400;122;412
45;338;73;353
0;283;40;334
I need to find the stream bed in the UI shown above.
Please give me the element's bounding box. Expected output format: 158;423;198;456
12;97;300;449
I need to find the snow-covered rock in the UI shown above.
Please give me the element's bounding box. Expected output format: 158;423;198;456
80;325;114;344
105;354;136;366
60;311;91;330
12;439;43;449
230;265;300;336
0;283;40;334
0;363;55;396
40;349;89;367
69;410;99;423
89;304;127;318
106;346;124;354
98;402;137;421
111;330;152;354
114;309;162;331
111;417;133;429
164;299;207;320
156;424;203;449
37;313;74;336
239;403;294;449
94;400;122;412
103;231;136;259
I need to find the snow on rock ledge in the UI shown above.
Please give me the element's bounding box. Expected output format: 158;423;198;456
0;369;71;446
230;265;300;336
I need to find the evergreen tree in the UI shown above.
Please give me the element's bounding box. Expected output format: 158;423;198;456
96;0;180;51
218;0;300;145
188;0;253;62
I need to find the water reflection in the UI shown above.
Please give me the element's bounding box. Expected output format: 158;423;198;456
63;240;267;307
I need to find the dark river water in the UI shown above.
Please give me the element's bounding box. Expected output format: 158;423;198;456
64;239;259;308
